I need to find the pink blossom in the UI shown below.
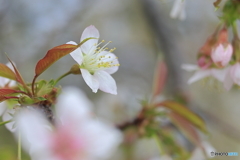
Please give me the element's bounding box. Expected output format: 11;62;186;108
211;44;233;67
15;87;122;160
67;25;120;95
224;63;240;90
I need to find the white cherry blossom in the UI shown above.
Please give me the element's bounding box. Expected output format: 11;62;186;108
67;25;119;95
182;64;228;84
15;87;122;160
224;63;240;90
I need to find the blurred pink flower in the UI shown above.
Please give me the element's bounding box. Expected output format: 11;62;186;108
170;0;186;20
182;64;228;84
224;63;240;90
211;44;233;67
67;25;120;95
15;87;122;160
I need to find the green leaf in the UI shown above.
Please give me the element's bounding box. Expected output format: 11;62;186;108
156;101;207;133
6;56;26;87
0;63;16;80
36;97;46;101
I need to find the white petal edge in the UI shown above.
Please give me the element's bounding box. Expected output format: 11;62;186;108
98;51;119;74
56;87;93;124
0;102;6;116
188;70;211;84
94;70;117;95
181;64;199;72
15;109;51;157
211;68;228;82
80;25;99;54
81;69;100;93
84;120;122;159
67;41;83;65
170;0;186;20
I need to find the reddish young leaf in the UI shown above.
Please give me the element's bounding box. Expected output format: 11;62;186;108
169;112;201;147
152;60;167;98
0;88;25;96
156;101;207;133
0;88;25;102
6;56;26;86
0;63;16;80
34;37;94;78
35;44;77;77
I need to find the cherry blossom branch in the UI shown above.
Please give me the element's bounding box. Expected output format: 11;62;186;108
17;132;21;160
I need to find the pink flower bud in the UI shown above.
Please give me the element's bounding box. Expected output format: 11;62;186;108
197;56;212;69
211;43;233;67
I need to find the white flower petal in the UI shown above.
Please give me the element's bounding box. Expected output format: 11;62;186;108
201;141;216;158
170;0;186;20
98;51;119;74
188;70;211;84
67;41;83;65
181;64;199;72
94;70;117;95
56;87;92;124
211;68;228;82
189;147;206;160
80;25;99;54
0;102;6;116
82;120;122;159
15;108;51;156
81;69;100;93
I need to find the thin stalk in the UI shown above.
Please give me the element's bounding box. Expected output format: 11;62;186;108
31;76;37;96
55;71;72;85
17;132;21;160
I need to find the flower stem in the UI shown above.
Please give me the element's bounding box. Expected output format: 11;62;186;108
55;71;72;85
17;132;21;160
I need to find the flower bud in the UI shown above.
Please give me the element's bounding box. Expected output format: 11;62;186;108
197;56;212;69
70;64;81;75
211;43;233;67
18;95;35;105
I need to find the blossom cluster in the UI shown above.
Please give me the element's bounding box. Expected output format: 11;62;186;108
0;25;214;160
182;26;240;90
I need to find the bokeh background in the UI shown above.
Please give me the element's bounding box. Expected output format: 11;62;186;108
0;0;239;160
